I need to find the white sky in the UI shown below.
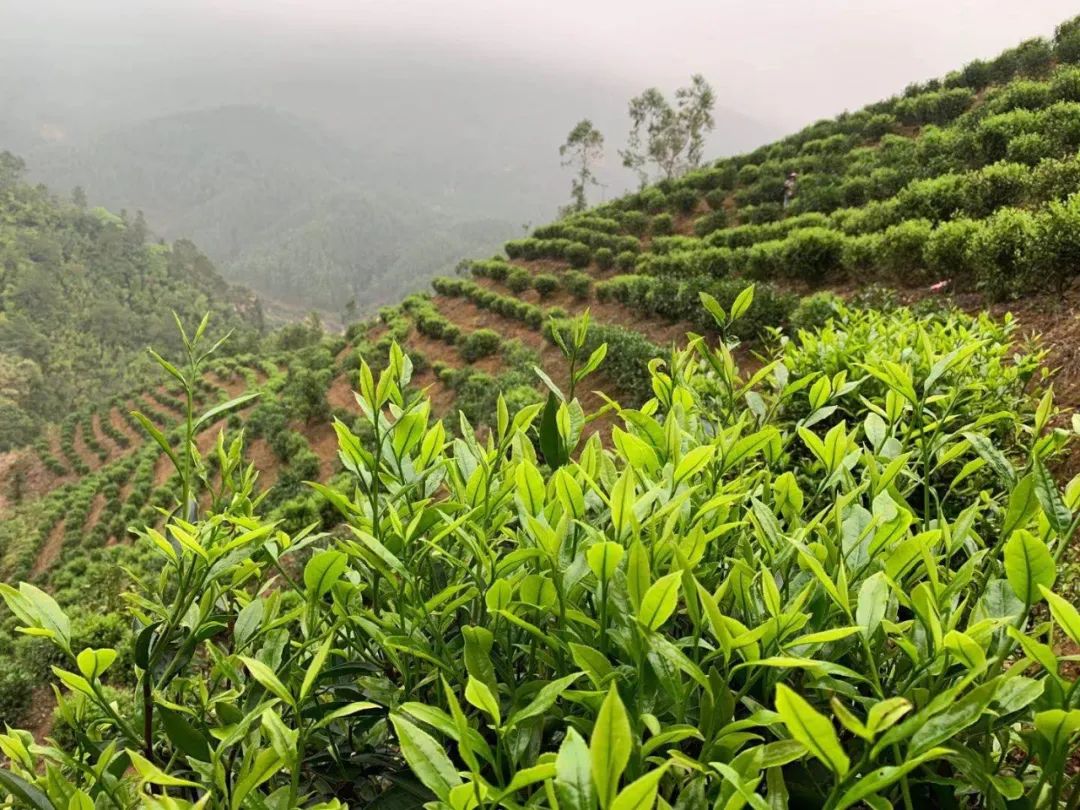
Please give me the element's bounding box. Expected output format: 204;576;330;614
194;0;1080;127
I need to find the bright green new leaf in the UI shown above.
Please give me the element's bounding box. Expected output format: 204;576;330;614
555;728;595;810
1003;529;1054;604
638;571;682;631
1040;585;1080;645
303;549;348;598
465;676;501;727
591;684;632;809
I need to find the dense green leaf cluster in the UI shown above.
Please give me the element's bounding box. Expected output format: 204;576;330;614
0;154;260;450
3;299;1078;807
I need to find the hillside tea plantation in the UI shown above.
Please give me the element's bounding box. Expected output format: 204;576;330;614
1;296;1079;809
8;15;1080;810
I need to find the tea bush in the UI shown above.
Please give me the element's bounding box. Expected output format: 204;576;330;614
459;328;503;362
561;270;593;299
650;213;674;236
565;242;592;268
506;266;532;293
533;273;560;299
3;301;1078;809
593;247;614;271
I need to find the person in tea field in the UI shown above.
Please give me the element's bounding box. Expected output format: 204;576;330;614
782;171;798;209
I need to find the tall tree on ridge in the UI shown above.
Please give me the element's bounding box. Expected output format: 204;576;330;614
621;74;716;186
559;119;605;214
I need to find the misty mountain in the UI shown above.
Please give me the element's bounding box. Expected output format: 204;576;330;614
2;15;782;315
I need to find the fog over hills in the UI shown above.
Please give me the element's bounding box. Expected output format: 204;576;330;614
1;4;783;315
4;0;1075;315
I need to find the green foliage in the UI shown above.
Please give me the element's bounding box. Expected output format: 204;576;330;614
790;291;844;333
615;250;639;271
650;213;674;236
3;302;1077;808
593;247;614;270
561;270;593;299
778;227;845;280
565;242;592;268
459;328;503;362
969;207;1038;299
533;273;560;299
506;266;532;293
0;158;259;449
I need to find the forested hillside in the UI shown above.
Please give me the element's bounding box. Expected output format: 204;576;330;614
0;152;260;450
3;16;1080;810
23;106;523;315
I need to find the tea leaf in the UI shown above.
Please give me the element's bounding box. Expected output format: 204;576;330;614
1003;529;1054;604
591;684;632;809
774;683;850;777
389;714;462;803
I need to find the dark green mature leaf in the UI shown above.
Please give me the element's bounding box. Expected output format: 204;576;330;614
1000;474;1038;540
834;748;951;810
389;714;462;803
0;769;52;810
159;706;211;762
910;680;999;755
539;391;569;469
1033;458;1072;536
774;684;849;777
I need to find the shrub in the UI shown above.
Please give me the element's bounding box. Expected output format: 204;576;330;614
693;209;728;236
1006;132;1052;165
1031;194;1080;293
561;270;592;299
704;188;727;211
877;219;933;281
564;242;592;268
1055;15;1080;63
923;217;979;285
640;187;668;213
779;227;845;280
459;328;502;362
620;210;649;236
894;87;974;125
593;247;614;270
789;291;843;333
505;267;532;293
0;669;32;726
650;213;674;236
1033;152;1080;201
533;273;559;299
670;187;699;214
962;161;1033;218
968;207;1038;299
470;259;511;281
616;250;639;271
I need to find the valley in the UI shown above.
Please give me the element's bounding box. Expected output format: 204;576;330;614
2;13;1080;809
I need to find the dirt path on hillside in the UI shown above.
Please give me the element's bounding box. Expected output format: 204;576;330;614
31;520;65;579
108;406;142;447
84;491;107;535
71;423;99;471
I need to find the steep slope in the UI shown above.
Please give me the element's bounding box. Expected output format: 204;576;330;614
0;153;261;451
4;19;1080;779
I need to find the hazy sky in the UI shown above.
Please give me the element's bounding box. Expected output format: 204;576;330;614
6;1;1080;131
88;0;1080;128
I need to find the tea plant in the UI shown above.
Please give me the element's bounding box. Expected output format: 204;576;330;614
3;300;1076;807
